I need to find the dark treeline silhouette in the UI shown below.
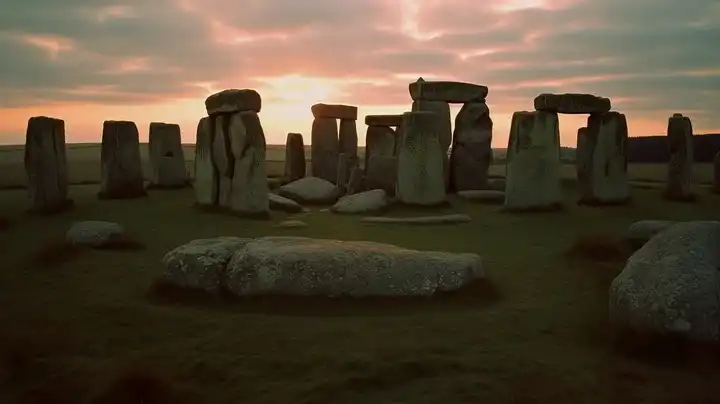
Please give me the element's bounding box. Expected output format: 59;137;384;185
627;133;720;163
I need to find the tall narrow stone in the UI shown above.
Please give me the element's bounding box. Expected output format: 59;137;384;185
664;113;694;201
364;125;396;185
213;115;233;207
98;120;146;199
504;111;561;211
24;116;72;213
336;153;349;195
339;119;358;160
395;111;446;206
578;112;629;205
148;122;189;189
310;117;339;183
284;132;306;182
227;111;269;218
347;166;365;195
365;155;397;195
713;151;720;194
575;127;589;184
194;116;218;206
412;99;452;188
449;102;493;191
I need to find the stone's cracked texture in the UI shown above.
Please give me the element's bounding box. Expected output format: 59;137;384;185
194;116;219;206
533;93;611;114
311;103;358;120
98;120;146;199
205;89;261;115
409;78;488;103
365;114;404;127
148;122;188;188
228;111;270;218
310;117;339;183
24;116;71;213
664;114;694;201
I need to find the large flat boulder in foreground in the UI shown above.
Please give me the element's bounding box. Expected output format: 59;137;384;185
534;93;611;114
225;237;483;297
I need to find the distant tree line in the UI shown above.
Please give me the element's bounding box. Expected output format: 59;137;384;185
627;133;720;163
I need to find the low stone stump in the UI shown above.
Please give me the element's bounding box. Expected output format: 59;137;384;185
24;116;72;214
98;120;146;199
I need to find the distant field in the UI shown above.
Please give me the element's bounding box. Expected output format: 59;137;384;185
0;143;714;188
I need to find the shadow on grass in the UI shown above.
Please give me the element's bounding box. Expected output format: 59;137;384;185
89;363;195;404
29;235;147;268
146;277;503;317
612;327;720;370
564;233;636;264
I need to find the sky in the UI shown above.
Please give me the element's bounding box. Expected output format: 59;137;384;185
0;0;718;147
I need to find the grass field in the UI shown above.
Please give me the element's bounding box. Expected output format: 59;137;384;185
1;145;719;403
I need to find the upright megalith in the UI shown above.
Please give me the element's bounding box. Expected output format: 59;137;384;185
338;119;358;184
504;111;562;211
228;111;270;218
24;116;72;214
577;112;629;205
284;132;306;182
449;101;493;192
147;122;189;189
212;115;233;207
194;116;218;206
534;93;611;114
664;113;694;201
411;99;452;184
310;103;358;184
575;127;589;183
395;111;446;206
98;120;146;199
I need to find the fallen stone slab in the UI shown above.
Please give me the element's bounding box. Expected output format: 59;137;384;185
623;220;678;248
268;193;303;213
205;89;261;115
66;221;125;247
277;176;339;204
409;78;488;103
311;103;358;120
360;214;472;225
331;189;389;214
275;220;308;228
225;236;484;297
533;93;611;114
457;190;505;204
365;114;403;127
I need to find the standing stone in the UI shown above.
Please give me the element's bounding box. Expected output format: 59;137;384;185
578;112;629;205
449;102;493;192
227;111;269;218
147;122;189;189
98;120;146;199
194;116;218;206
339;119;358;159
310;117;339;184
664;113;694;201
412;99;452;188
364;126;396;172
575;127;589;183
395;111;446;206
504;111;562;211
347;167;365;195
24;116;72;214
713;151;720;194
213;115;233;207
284;133;306;182
336;153;349;195
365;155;397;195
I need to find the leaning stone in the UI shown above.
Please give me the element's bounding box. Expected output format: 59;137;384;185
66;221;124;247
504;111;562;211
284;133;306;182
364;114;403;127
396;111;447;206
664;114;694;201
346;167;365;195
457;190;505;204
623;220;678;248
225;236;484;297
609;221;720;342
364;155;397;195
147;122;189;189
205;89;261;115
194;116;219;206
533;93;611;114
310;117;339;183
212;115;233;208
361;214;472;225
409;77;488;103
277;176;339;204
339;118;358;161
364;126;397;171
161;237;251;293
577;112;630;205
268;193;303;213
226;111;270;218
311;103;358;120
23;116;72;214
98;120;146;199
449;102;493;191
331;189;388;214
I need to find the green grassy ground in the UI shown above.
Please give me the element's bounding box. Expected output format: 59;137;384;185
1;182;720;403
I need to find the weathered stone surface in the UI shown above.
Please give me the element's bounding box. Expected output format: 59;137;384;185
364;114;403;127
268;193;303;213
339;118;358;160
331;189;388;214
714;151;720;194
161;237;251;293
99;120;146;199
577;112;629;204
205;89;261;115
624;220;678;248
277;176;339;204
148;122;188;188
194;117;218;206
409;77;488;103
364;155;397;195
449;102;493;192
310;117;339;183
533;93;611;114
575;127;590;183
504;111;562;211
346;167;365;195
412;99;452;188
457;190;505;204
228;111;270;218
311;103;358;120
212;115;233;207
225;236;484;297
664;114;694;201
284;133;306;182
66;221;124;247
361;214;472;225
365;126;396;165
23;116;71;213
609;221;720;342
396;111;447;206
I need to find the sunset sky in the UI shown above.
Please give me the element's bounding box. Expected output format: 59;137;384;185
0;0;718;147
